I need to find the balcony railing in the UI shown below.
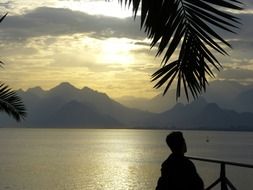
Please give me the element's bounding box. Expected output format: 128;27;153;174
187;156;253;190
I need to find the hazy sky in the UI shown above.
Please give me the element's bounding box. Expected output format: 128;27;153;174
0;0;253;98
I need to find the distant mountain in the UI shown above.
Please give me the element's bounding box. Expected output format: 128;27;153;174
1;82;153;128
148;98;253;130
116;80;253;114
193;103;253;130
1;81;253;131
202;80;248;109
116;89;188;113
233;89;253;113
115;96;150;110
44;100;122;128
26;86;46;98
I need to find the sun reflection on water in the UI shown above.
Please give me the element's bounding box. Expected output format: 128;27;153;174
1;129;251;190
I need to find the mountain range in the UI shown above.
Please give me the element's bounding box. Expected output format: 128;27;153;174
116;80;253;113
0;81;253;131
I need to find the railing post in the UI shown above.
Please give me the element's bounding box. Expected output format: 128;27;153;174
220;163;228;190
188;156;253;190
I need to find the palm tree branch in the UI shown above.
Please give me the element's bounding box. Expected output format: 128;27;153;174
0;83;26;121
152;62;179;89
187;21;227;55
118;0;242;99
188;13;232;48
201;0;243;10
161;20;186;64
0;13;7;23
185;3;239;31
184;0;241;23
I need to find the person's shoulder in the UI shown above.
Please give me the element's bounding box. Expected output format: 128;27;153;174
182;156;197;170
161;154;175;168
161;156;170;167
162;154;184;166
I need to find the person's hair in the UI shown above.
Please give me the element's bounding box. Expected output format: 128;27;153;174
166;131;185;153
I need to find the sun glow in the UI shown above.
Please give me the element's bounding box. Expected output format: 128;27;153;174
99;38;136;65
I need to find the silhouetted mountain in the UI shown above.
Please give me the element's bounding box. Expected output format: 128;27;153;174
149;98;207;128
116;80;253;114
3;82;153;128
26;86;46;98
233;89;253;113
115;96;150;110
1;82;253;131
202;80;247;109
117;89;188;113
44;100;122;128
148;99;253;130
47;82;81;100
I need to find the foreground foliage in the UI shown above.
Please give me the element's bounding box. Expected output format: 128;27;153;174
118;0;242;100
0;13;26;121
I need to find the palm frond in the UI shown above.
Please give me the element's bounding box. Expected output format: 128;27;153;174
0;13;7;65
0;13;26;122
0;13;7;23
118;0;242;100
0;83;26;121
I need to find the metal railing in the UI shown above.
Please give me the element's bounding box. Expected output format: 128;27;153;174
187;156;253;190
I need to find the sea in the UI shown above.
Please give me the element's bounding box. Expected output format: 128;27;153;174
0;128;252;190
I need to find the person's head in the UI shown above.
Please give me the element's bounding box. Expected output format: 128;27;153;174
166;132;187;154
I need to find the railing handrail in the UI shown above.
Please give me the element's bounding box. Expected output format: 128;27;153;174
187;156;253;190
187;156;253;169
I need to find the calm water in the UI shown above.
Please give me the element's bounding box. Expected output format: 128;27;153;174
0;128;252;190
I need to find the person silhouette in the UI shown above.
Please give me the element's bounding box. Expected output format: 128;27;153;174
156;131;204;190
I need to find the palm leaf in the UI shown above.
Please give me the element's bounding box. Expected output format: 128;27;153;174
0;13;7;65
0;13;26;122
0;13;7;23
118;0;242;100
0;83;26;121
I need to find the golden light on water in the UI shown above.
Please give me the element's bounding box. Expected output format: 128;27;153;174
73;130;155;190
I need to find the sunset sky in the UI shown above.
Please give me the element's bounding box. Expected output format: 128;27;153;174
1;0;253;98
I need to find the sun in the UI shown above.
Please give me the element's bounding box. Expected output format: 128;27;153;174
99;38;135;65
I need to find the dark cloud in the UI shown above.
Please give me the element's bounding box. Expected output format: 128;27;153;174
1;6;252;47
228;40;253;49
129;64;157;74
134;41;150;47
0;6;145;41
242;1;253;9
210;13;253;41
236;14;253;40
215;39;253;61
217;68;253;80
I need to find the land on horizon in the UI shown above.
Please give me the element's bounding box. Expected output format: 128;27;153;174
0;80;253;131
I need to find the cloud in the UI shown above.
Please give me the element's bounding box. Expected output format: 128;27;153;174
236;14;253;39
1;2;252;41
242;1;253;11
0;6;145;42
1;3;253;98
0;1;12;9
217;68;253;80
1;5;252;56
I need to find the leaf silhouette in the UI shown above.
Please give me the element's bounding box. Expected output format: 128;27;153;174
0;13;26;121
118;0;242;100
0;83;26;121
